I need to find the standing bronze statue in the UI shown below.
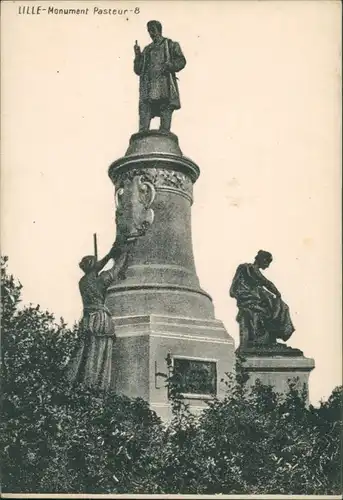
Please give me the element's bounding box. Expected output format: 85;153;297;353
66;237;135;391
230;250;295;350
134;20;186;132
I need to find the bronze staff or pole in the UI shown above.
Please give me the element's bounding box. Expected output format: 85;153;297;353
93;233;98;276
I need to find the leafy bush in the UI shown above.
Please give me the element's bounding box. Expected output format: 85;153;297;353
1;256;164;493
157;364;342;495
183;379;341;494
1;256;342;494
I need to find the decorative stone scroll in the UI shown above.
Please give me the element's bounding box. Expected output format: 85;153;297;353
172;358;217;396
115;174;156;239
115;168;193;203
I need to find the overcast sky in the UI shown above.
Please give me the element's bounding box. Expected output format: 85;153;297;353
1;0;341;404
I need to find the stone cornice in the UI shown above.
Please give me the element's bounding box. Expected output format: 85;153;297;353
109;153;200;184
111;166;195;203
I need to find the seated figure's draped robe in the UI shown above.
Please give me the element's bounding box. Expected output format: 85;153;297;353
230;263;295;344
134;37;186;117
66;267;117;391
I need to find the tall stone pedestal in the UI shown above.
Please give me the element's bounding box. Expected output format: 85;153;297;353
106;131;235;421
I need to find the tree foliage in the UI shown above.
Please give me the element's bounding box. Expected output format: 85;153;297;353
1;256;163;493
1;256;342;494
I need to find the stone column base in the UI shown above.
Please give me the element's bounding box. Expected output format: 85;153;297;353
111;314;235;422
240;354;315;402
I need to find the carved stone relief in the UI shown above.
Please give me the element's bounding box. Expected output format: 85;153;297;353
115;174;156;239
114;168;193;203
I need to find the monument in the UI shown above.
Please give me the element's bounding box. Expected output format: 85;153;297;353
230;250;315;399
105;21;235;420
67;21;314;416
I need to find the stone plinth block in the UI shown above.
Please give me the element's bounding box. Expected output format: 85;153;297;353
111;315;235;422
241;355;315;402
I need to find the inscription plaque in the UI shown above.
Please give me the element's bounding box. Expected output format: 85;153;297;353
172;358;217;396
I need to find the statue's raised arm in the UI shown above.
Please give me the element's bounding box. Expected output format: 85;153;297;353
65;236;136;390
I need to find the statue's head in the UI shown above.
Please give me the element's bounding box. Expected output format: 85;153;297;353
79;255;96;274
255;250;273;269
147;20;162;40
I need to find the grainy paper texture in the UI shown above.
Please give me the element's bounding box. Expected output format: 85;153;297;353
1;0;341;496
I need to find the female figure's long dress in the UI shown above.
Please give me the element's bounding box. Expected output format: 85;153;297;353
66;267;117;391
230;263;295;345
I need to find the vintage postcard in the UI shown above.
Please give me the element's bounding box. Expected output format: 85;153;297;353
1;0;341;497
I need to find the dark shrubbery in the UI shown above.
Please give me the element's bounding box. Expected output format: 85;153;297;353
1;256;342;494
1;256;163;493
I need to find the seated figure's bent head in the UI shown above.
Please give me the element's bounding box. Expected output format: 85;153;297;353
255;250;273;269
147;20;162;39
79;255;96;274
